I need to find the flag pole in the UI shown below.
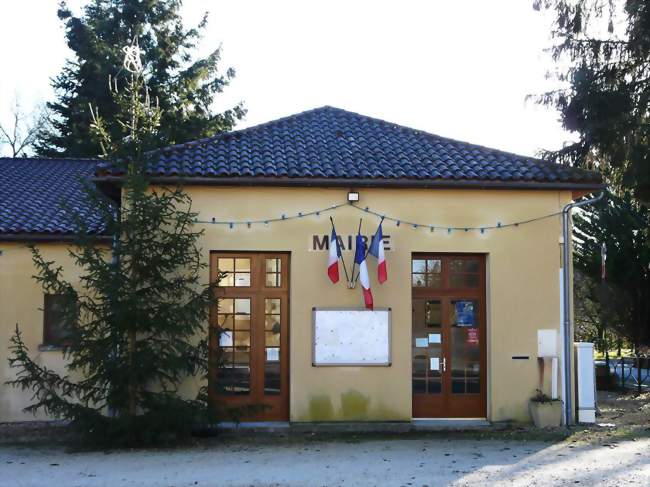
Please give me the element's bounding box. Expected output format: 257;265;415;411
330;216;350;284
350;218;363;284
352;216;384;286
364;216;384;261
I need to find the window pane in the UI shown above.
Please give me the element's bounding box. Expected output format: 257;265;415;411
427;259;441;273
231;370;250;395
265;298;280;314
412;298;443;395
218;272;234;287
234;331;250;348
219;330;233;347
217;258;234;272
450;300;480;395
451;325;480;395
219;298;234;314
412;378;426;394
426;273;443;288
43;294;75;347
265;258;280;272
450;259;478;273
235;258;251;272
264;296;282;394
219;350;250;395
234;317;250;331
266;273;281;287
233;299;250;330
234;272;250;287
412;259;426;273
217;259;235;287
264;361;281;395
265;315;281;332
219;315;234;330
425;300;442;327
412;259;442;288
234;299;250;315
219;348;234;368
412;273;427;287
450;273;479;288
265;330;280;347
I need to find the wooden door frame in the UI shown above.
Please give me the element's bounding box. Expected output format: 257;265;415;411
208;251;291;421
411;253;487;418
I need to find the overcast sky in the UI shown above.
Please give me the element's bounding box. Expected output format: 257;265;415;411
0;0;571;158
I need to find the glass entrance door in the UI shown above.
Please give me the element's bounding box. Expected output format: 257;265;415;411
209;252;290;421
412;255;486;418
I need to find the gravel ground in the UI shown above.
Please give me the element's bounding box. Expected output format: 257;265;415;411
2;391;649;487
2;436;650;487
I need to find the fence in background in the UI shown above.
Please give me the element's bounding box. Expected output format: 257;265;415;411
597;356;650;392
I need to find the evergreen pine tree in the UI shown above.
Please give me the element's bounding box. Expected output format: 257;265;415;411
8;43;220;446
573;192;650;383
36;0;244;157
533;0;650;204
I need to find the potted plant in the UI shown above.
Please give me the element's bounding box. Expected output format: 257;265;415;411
529;389;562;428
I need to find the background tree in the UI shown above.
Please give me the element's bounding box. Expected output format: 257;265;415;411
573;192;650;391
8;46;219;445
0;97;48;157
574;270;615;357
533;0;650;204
36;0;245;157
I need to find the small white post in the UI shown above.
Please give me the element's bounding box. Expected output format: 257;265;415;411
575;342;596;423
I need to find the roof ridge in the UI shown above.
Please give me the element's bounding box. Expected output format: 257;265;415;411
0;156;101;163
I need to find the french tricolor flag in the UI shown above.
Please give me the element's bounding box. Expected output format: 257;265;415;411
327;227;341;283
369;222;387;283
354;234;373;309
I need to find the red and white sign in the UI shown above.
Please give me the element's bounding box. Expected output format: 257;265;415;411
467;328;479;345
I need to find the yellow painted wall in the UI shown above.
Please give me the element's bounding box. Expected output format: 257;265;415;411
0;243;83;422
0;187;573;423
186;186;571;423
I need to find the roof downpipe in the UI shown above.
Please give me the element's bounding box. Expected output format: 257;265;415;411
561;191;604;426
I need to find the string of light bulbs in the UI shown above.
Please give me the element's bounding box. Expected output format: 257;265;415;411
194;203;348;228
194;201;565;233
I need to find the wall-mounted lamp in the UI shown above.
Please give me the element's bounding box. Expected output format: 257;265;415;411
347;191;359;203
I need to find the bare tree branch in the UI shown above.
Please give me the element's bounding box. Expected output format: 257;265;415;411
0;96;49;157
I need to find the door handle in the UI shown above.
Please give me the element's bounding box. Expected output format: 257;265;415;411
443;357;447;372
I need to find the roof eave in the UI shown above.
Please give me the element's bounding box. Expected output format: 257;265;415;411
93;175;606;192
0;233;113;243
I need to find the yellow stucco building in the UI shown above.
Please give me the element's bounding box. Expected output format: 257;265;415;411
0;107;603;424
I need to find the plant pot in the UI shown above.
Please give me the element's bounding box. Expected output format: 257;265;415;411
529;400;562;428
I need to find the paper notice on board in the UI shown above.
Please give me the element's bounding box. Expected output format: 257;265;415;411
415;337;428;347
428;333;441;344
219;331;233;347
430;357;440;371
266;347;280;362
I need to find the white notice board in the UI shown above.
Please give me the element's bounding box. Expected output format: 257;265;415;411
312;308;391;366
